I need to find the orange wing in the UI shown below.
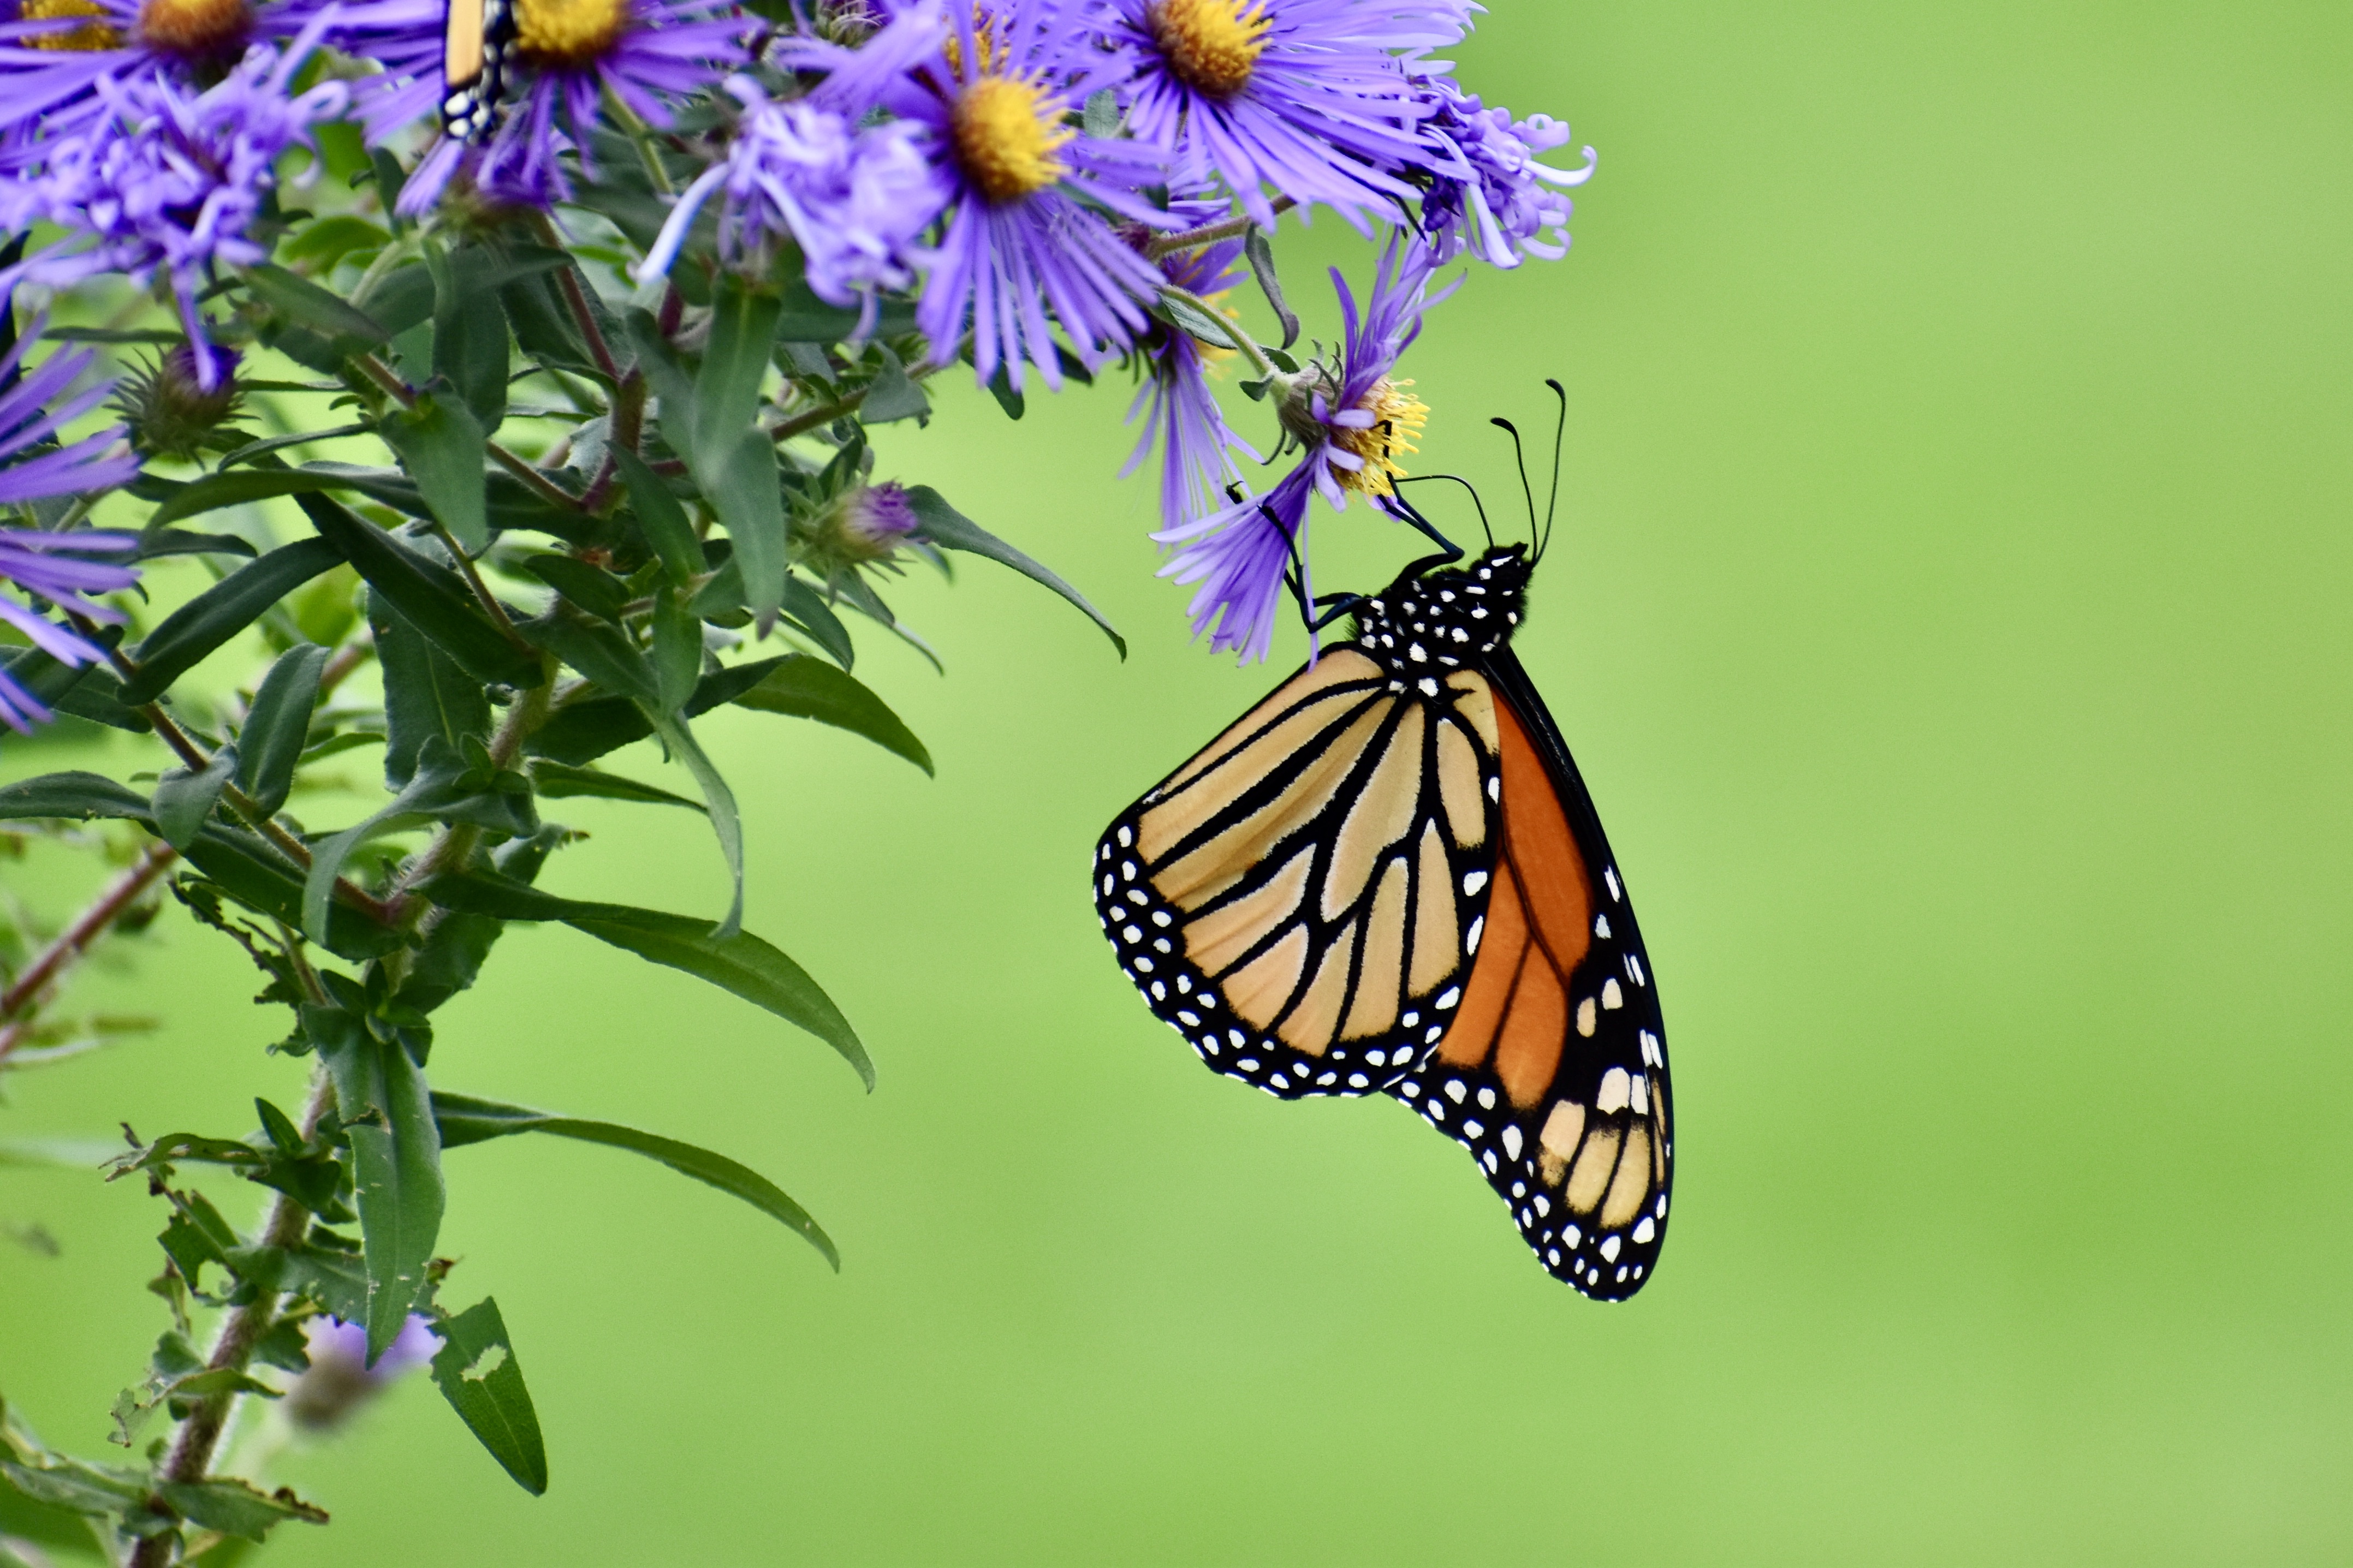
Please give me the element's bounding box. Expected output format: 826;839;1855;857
1389;656;1672;1299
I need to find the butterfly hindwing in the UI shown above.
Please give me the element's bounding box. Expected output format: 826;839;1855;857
1389;648;1673;1300
441;0;513;140
1096;646;1503;1098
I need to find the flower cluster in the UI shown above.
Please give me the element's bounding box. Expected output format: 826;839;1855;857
0;0;1597;663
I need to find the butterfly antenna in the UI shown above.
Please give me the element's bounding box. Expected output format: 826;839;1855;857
1490;416;1539;552
1392;473;1494;549
1540;378;1568;563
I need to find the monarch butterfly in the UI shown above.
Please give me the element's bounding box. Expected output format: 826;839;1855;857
441;0;515;141
1094;420;1673;1300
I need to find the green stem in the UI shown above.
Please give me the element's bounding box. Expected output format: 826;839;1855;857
1144;200;1293;261
127;1064;336;1568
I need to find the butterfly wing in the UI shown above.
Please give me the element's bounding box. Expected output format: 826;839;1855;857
1096;646;1504;1098
440;0;511;140
1389;648;1674;1299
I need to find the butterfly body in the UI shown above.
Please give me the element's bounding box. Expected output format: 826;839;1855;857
1096;543;1674;1300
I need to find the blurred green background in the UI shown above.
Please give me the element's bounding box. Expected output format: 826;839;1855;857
7;0;2352;1560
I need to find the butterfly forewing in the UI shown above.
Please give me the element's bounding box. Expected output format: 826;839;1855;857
1389;650;1673;1300
1096;647;1503;1098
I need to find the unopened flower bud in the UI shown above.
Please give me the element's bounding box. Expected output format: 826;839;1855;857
800;479;919;570
114;344;242;461
283;1314;439;1433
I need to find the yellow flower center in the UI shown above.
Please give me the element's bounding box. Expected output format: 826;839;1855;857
1330;378;1428;499
1148;0;1268;99
20;0;122;52
135;0;248;55
951;74;1071;203
514;0;629;68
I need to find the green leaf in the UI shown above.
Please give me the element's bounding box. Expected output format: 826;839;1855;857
1157;291;1245;354
376;394;490;553
524;655;785;766
396;828;560;1016
519;607;655;702
429;1298;548;1495
155;1478;327;1542
518;554;629;624
180;825;405;962
312;1011;444;1362
526;760;704;810
627;308;788;635
152;744;237;850
771;277;918;344
369;588;492;789
0;1458;142;1516
419;871;872;1088
301;736;535;945
119;538;343;703
730;654;931;774
0;643;149;734
696;280;781;470
0;771;153;822
295;492;541;687
280;213;389;270
431;1092;837;1267
902;485;1125;658
235;643;328;817
614;448;700;586
243;263;390;345
650;591;702;713
1082;86;1120;138
1243;224;1302;351
214;425;372;471
985;365;1025;421
363;264;435;338
641;707;742;939
431;246;512;430
134;527;258;560
686;559;857;669
859;345;930;425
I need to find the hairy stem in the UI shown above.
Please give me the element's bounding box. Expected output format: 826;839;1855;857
127;1064;337;1568
355;353;587;512
1156;283;1277;378
1144;199;1294;261
527;212;622;383
426;521;533;653
0;843;177;1065
767;356;943;445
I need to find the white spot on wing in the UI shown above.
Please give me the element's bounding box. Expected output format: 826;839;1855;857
1596;1067;1630;1114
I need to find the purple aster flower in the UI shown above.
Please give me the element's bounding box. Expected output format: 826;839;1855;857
0;331;142;735
1416;74;1595;267
284;1314;442;1430
382;0;751;215
1155;236;1451;661
0;19;348;380
1121;204;1259;532
1103;0;1469;231
788;0;1173;393
0;0;338;142
633;74;948;329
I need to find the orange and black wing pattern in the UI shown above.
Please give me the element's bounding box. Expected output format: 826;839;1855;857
1389;646;1672;1299
1094;645;1504;1098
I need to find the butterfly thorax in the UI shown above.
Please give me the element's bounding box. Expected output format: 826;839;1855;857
1352;545;1531;677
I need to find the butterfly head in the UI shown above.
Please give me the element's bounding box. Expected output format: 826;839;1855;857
1354;545;1531;670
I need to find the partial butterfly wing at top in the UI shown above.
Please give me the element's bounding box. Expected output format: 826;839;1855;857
1095;545;1677;1300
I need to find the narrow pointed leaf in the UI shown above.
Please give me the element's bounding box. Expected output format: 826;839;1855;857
377;395;490;552
152;745;237;849
525;760;704;810
243;263;389;344
902;486;1124;658
119;538;343;703
429;1298;547;1496
650;591;702;713
0;771;153;821
730;654;931;774
418;871;871;1088
370;589;492;788
1244;224;1302;350
614;448;700;586
296;492;540;687
312;1012;444;1362
641;706;742;938
429;1092;837;1268
236;643;329;816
